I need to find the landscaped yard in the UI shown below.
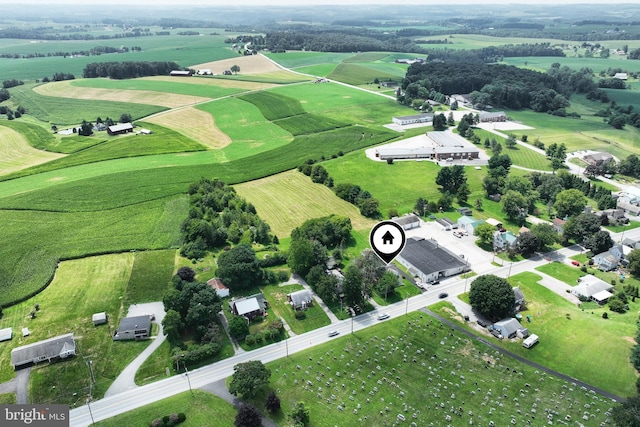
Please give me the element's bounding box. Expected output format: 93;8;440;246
261;283;331;335
536;261;586;286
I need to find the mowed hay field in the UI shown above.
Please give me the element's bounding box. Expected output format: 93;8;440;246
146;107;231;149
33;80;210;108
0;125;64;175
234;170;376;237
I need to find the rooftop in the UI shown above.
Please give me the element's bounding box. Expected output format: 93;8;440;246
399;236;467;276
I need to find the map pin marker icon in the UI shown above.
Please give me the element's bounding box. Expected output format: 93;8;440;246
369;220;406;264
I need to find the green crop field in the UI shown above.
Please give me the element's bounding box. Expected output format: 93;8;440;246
265;51;351;70
238;91;306;120
327;63;400;86
503;56;640;75
71;78;246;99
247;310;614;426
274;113;348;135
7;84;166;125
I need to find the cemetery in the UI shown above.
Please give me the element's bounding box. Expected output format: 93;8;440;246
264;313;614;426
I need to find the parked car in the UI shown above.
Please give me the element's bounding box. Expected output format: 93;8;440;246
377;313;390;321
438;292;448;299
571;260;580;266
328;330;340;337
476;319;487;328
490;329;503;339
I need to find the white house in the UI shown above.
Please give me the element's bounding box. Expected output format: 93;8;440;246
593;244;624;271
457;216;483;234
287;289;313;311
207;278;230;298
492;318;528;339
493;230;517;252
572;274;613;303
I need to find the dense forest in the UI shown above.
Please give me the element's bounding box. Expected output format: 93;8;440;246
265;31;426;53
399;60;601;115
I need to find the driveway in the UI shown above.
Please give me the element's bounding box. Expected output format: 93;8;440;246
105;302;166;397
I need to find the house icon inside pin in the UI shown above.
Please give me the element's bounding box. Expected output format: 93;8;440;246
382;230;394;245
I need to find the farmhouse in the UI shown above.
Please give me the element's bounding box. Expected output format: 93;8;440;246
593;243;624;271
107;123;134;135
478;111;507;122
397;236;468;284
493;230;517;252
392;213;420;230
492;318;528;339
392;113;433;126
92;312;107;326
113;315;152;341
207;278;230;298
583;151;613;165
572;275;613;303
11;333;76;370
287;289;313;311
230;294;267;320
0;327;12;342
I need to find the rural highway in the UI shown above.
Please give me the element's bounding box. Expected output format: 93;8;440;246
69;225;640;426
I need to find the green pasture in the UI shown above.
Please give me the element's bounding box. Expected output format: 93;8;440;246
123;250;176;305
327;63;400;86
0;196;186;307
506;272;636;396
419;34;570;51
503;55;640;74
265;51;351;69
506;109;640;160
94;390;238;427
198;97;293;162
323;149;487;215
212;71;312;84
0;119;56;152
2;122;207;180
261;283;331;335
294;63;339;77
248;310;612;427
274;113;348;135
71;78;245;99
7;83;166;125
472;128;552;171
535;262;586;285
603;82;640;111
0;32;236;81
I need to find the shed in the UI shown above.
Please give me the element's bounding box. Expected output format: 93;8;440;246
11;333;76;369
92;312;108;326
392;214;420;230
485;218;502;228
207;278;230;298
0;327;13;342
107;123;134;135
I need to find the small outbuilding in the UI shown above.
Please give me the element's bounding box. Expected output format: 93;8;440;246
92;312;108;326
0;327;13;342
392;214;420;230
207;278;230;298
492;318;527;339
113;315;152;341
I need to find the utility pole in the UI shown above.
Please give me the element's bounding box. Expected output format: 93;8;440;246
351;315;354;334
181;354;193;396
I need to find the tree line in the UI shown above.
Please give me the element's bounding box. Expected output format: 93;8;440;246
0;45;141;60
423;43;565;63
265;30;426;53
0;27;153;41
82;61;180;79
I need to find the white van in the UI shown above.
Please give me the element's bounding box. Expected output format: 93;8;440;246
523;334;539;349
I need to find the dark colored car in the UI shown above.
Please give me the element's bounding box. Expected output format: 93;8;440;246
438;292;448;299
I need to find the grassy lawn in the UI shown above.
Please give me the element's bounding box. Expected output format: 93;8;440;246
472;129;552;171
261;283;331;335
94;390;237;427
535;262;586;286
123;250;177;305
0;393;16;404
246;310;613;427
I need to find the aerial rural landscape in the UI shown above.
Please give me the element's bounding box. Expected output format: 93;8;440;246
2;1;640;426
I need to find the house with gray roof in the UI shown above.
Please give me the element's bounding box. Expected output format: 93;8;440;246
113;315;152;341
479;111;506;122
397;236;468;284
287;289;313;311
492;318;528;339
392;214;420;230
392;113;433;126
572;275;613;303
11;333;76;370
230;294;267;320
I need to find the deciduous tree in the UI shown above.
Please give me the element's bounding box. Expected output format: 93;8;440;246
217;244;263;290
469;274;515;321
553;189;587;218
234;403;262;427
229;361;271;398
